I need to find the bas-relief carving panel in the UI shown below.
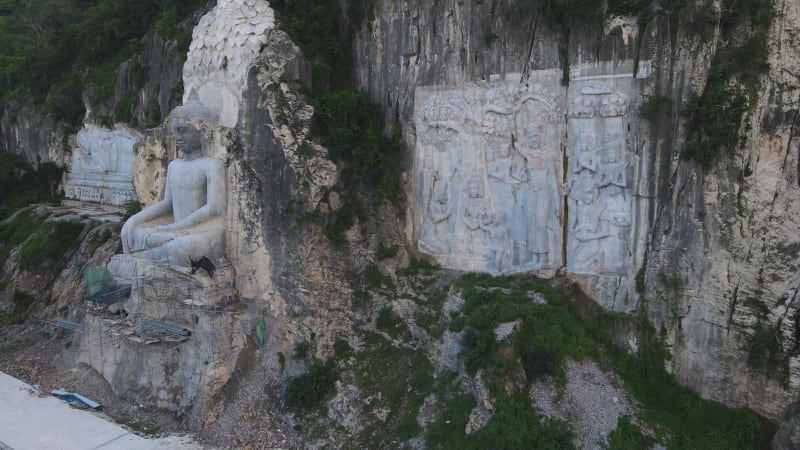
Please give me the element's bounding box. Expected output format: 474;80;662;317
63;125;141;205
413;65;643;277
565;68;637;276
413;71;565;273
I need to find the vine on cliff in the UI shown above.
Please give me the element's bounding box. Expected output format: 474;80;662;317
681;0;773;171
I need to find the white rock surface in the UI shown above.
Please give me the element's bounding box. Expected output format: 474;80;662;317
63;125;141;206
183;0;275;128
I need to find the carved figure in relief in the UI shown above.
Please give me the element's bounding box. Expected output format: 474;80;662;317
569;171;608;273
599;94;628;117
601;186;631;273
481;211;510;271
486;136;528;185
569;96;595;118
598;162;628;188
572;131;599;174
121;97;226;266
419;171;453;255
485;132;528;266
460;177;493;260
598;135;628;188
425;126;458;181
526;152;558;267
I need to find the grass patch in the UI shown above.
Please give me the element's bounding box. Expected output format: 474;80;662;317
400;257;440;277
284;359;337;412
0;208;45;264
426;389;572;449
469;394;573;449
11;290;36;321
0;154;62;220
448;273;774;448
364;264;393;290
456;275;592;382
375;306;407;339
18;219;85;269
353;332;434;444
425;393;477;448
603;415;655;450
377;243;399;260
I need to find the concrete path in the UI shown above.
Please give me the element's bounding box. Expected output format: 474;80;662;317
0;371;206;450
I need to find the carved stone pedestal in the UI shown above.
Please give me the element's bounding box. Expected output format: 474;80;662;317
73;255;250;424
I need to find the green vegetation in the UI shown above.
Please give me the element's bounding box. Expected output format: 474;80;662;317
0;153;62;220
272;0;404;246
351;332;435;444
284;359;337;412
121;200;143;222
377;243;399;260
17;218;84;269
11;290;36;321
295;266;774;448
469;395;573;449
315;92;403;205
682;0;773;171
455;275;591;381
375;306;406;339
292;341;310;360
400;257;440;277
0;0;207;126
641;95;672;121
603;415;655;450
0;201;81;324
270;0;347;90
587;298;774;448
430;273;775;449
425;384;573;449
0;208;44;264
364;264;394;291
0;207;83;277
745;321;788;383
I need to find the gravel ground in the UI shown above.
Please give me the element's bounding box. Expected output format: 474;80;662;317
529;358;638;449
197;350;299;450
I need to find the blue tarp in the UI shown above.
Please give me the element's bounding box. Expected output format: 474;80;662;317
51;389;101;410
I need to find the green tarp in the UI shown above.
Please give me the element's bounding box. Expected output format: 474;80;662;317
84;269;112;297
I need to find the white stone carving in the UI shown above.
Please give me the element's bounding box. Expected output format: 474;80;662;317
414;71;564;273
566;73;635;276
183;0;275;128
414;64;646;278
63;125;141;206
121;98;226;266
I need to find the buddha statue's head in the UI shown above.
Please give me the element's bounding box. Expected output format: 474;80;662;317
171;92;220;156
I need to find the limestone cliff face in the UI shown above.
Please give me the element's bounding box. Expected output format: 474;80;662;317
353;0;800;419
0;100;69;168
645;0;800;419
